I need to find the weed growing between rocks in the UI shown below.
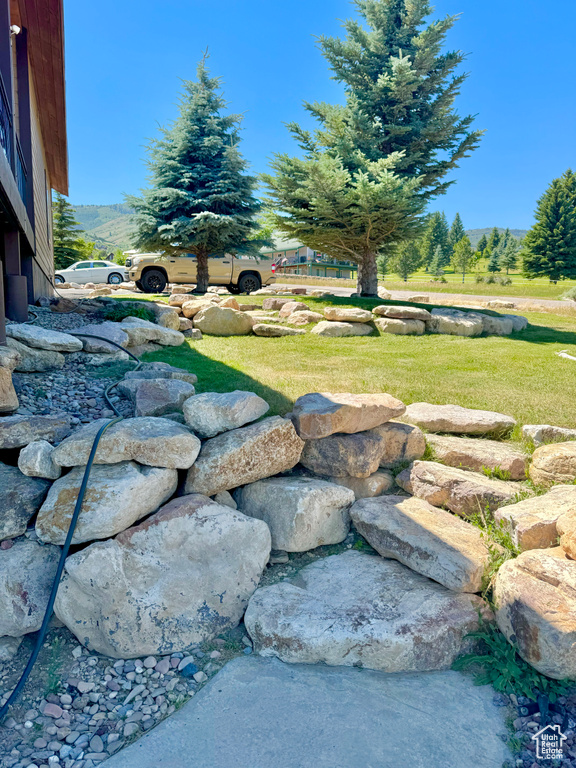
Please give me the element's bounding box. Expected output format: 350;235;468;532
468;507;520;597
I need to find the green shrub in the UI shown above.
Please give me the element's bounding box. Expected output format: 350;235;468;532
104;304;156;323
563;286;576;301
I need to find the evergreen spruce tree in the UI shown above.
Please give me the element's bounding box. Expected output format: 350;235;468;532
448;213;466;251
487;247;501;273
264;0;482;295
52;193;85;269
390;240;423;282
420;212;451;268
429;245;445;280
500;239;519;274
522;171;576;282
500;227;512;249
476;233;488;255
488;227;501;251
452;235;474;282
128;58;265;292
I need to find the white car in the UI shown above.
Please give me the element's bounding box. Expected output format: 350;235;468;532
54;260;129;286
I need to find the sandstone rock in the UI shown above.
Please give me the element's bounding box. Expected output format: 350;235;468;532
184;327;203;340
18;440;61;479
0;539;60;637
0;463;51;540
278;301;309;318
0;345;21;371
252;324;306;337
286;311;324;325
185;416;304;496
262;298;295;311
374;318;425;335
153;304;181;330
351;495;494;592
373;305;431;321
475;313;514;336
407;294;429;303
181;300;212;318
179;317;193;331
504;314;528;332
369;421;426;468
396;461;519;517
5;323;83;352
183;390;269;438
0;413;70;449
54;494;271;657
213;490;237;509
323;307;373;323
311;321;374;337
119;317;185;347
69;322;129;353
37;462;178;545
219;297;240;309
403;402;516;436
291;288;307;295
494;550;576;679
0;635;22;662
88;287;112;298
310;289;331;297
557;509;576;559
426;434;528;480
0;367;18;413
245;551;489;672
67;349;131;366
522;424;576;446
530;442;576;486
327;470;394;499
377;287;391;300
300;432;386;478
487;300;516;309
132;378;196;417
6;337;65;371
236;477;354;552
193;305;253;336
52;417;200;469
125;361;198;385
426;309;483;337
291;392;405;439
494;485;576;551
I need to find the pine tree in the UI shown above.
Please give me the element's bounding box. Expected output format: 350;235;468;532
500;228;512;249
420;212;450;268
449;213;466;251
500;239;519;274
265;0;482;295
488;227;501;251
390;240;423;282
487;247;501;273
522;171;576;282
128;58;265;292
476;234;488;255
452;235;474;282
52;193;85;269
429;245;445;279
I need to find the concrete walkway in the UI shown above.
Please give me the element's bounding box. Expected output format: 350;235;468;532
105;656;511;768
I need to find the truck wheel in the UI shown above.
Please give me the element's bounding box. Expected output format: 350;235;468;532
135;280;144;292
141;270;167;293
227;284;241;294
238;273;261;294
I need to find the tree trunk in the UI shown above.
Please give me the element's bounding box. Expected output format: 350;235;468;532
196;252;210;293
357;255;379;296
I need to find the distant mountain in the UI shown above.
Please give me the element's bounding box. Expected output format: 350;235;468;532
72;204;136;251
465;228;528;248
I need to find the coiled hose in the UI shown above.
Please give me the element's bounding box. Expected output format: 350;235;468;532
0;334;142;722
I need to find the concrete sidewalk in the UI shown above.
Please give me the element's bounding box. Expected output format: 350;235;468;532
105;656;511;768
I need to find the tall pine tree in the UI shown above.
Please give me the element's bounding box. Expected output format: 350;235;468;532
488;227;501;251
448;213;466;251
265;0;482;295
522;170;576;282
128;58;264;292
500;239;519;274
420;211;450;268
390;240;423;282
52;193;85;269
476;233;488;255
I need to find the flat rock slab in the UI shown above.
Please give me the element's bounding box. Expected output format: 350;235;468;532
529;441;576;486
373;305;431;321
396;461;519;517
245;551;489;673
6;337;65;371
104;656;510;768
426;309;483;337
51;417;200;469
278;301;309;317
5;323;83;352
522;424;576;446
327;469;394;499
323;307;373;323
300;432;386;478
252;323;305;336
0;413;71;449
133;378;196;418
494;485;576;551
291;392;405;440
374;317;425;335
119;317;185;346
351;495;493;592
403;402;516;436
69;322;129;353
183;390;270;438
286;311;323;325
0;462;52;541
311;321;373;337
426;434;528;480
370;421;426;468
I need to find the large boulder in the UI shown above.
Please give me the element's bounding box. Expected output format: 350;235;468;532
54;494;271;658
396;461;519;517
36;462;178;545
369;422;426;468
235;477;354;552
299;432;386;478
5;323;82;352
18;440;61;479
0;539;60;637
119;317;185;347
374;318;425;335
373;305;431;321
183;390;270;438
262;297;295;311
130;378;196;417
51;417;200;469
0;463;51;541
351;495;494;592
0;346;21;371
193;306;253;336
0;413;70;450
323;307;373;323
403;402;516;436
311;321;373;337
0;366;18;413
124;361;197;385
278;301;309;318
286;311;323;325
68;322;129;353
253;324;306;337
504;314;529;332
494;550;576;679
522;424;576;446
245;551;489;672
6;337;65;371
291;392;405;439
426;434;528;480
426;309;483;337
557;510;576;559
494;485;576;551
529;442;576;486
476;313;514;336
327;470;394;500
185;416;304;496
181;300;212;318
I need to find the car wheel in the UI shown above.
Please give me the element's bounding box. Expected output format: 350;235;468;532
107;272;123;285
141;269;167;293
54;275;65;285
227;284;241;294
238;274;261;294
135;280;144;292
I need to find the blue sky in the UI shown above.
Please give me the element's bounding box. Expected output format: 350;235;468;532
65;0;576;230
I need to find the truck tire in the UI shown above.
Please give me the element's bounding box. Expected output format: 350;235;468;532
227;284;241;294
141;269;167;293
135;280;144;292
238;273;261;294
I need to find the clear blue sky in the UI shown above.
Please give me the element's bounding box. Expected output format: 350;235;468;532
65;0;576;230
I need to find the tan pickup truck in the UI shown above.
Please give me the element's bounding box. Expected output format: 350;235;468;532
125;253;276;294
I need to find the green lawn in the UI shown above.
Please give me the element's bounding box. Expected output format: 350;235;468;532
126;295;576;429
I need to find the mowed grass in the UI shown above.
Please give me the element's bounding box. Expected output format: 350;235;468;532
130;294;576;429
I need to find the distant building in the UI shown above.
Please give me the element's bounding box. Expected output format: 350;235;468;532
260;236;356;279
0;0;68;341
